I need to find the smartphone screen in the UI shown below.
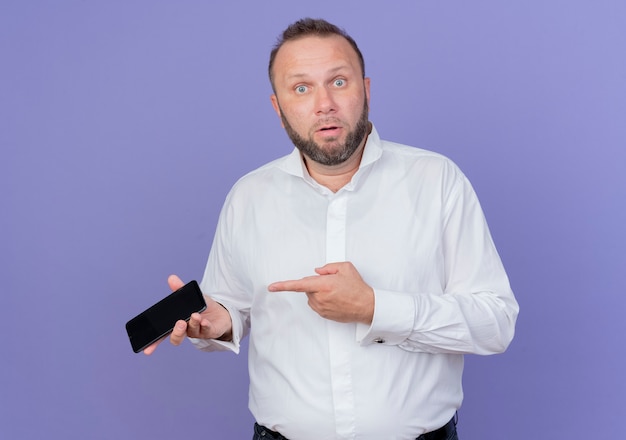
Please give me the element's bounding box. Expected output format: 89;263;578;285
125;280;207;353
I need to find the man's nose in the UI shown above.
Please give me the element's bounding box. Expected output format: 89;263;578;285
314;87;337;115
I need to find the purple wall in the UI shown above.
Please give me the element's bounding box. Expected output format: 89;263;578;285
2;1;624;438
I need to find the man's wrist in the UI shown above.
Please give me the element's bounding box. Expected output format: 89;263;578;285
215;301;234;342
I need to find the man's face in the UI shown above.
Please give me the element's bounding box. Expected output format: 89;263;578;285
270;35;371;166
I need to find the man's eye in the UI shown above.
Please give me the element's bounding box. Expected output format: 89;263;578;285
334;79;345;87
295;85;308;94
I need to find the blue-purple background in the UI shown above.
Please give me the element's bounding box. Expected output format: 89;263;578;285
2;1;625;438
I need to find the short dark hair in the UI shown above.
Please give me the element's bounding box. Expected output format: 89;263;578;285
268;18;365;91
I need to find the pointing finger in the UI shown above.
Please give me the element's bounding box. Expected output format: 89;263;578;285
268;277;319;293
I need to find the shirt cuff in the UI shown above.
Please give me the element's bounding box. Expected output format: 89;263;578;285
356;289;415;346
188;336;240;354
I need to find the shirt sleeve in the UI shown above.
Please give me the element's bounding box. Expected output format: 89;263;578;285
358;172;519;355
189;193;252;354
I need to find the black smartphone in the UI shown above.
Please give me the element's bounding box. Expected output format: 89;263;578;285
125;280;207;353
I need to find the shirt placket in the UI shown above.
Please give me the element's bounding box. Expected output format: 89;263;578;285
325;192;356;439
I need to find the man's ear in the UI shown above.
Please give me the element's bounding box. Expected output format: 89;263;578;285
270;94;285;128
364;77;371;107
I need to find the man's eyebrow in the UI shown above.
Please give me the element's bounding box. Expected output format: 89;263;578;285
284;65;350;81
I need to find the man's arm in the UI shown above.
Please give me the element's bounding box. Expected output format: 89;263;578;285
268;175;519;356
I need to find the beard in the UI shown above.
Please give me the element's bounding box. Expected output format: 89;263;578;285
280;100;370;166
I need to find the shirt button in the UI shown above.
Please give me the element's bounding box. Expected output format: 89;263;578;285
374;338;385;344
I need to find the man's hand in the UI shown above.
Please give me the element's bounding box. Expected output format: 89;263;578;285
268;262;374;324
143;275;233;355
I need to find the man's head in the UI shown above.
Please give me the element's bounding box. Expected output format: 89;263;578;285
268;18;366;92
269;18;370;167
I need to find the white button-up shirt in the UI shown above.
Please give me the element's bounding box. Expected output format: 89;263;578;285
192;125;518;439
